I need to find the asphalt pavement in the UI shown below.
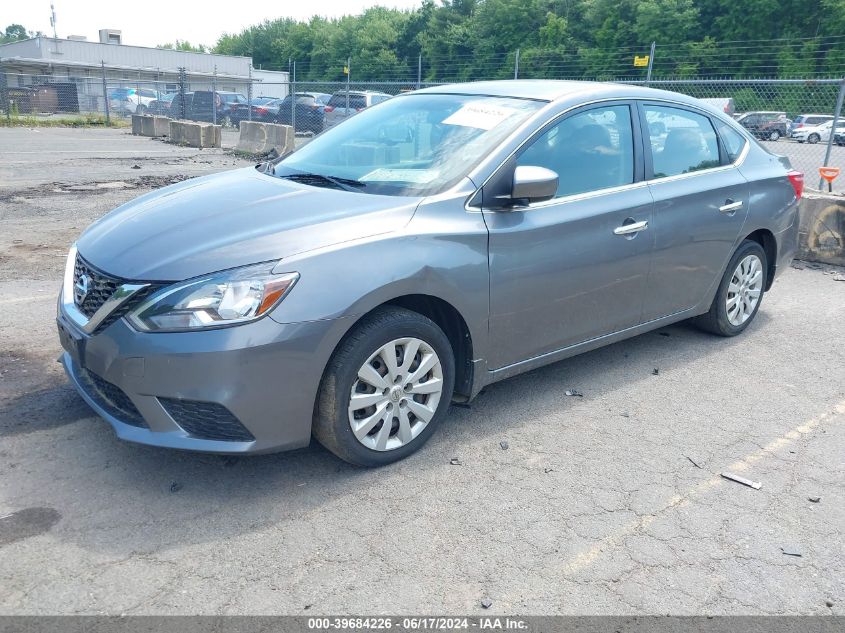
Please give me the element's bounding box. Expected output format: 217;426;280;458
0;127;843;615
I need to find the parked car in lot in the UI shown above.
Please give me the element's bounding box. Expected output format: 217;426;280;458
57;81;801;466
229;96;283;127
735;111;788;141
789;113;833;136
189;91;249;126
790;119;845;143
324;90;391;128
146;92;177;116
275;92;332;134
835;130;845;146
109;88;160;115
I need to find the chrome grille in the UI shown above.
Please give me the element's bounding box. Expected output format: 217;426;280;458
73;256;122;318
71;254;160;333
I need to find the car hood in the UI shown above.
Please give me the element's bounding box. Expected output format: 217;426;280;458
77;167;421;281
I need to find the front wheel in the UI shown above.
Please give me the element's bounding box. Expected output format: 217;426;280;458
768;130;781;141
313;307;455;467
694;240;767;336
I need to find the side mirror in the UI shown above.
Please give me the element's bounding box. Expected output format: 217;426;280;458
511;165;559;204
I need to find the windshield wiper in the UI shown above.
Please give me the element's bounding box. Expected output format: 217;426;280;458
281;172;367;192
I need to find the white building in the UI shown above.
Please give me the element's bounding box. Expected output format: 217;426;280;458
0;35;289;113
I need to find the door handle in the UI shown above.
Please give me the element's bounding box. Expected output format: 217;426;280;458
719;200;743;214
613;220;649;236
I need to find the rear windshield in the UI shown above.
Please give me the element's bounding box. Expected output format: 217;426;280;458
329;94;367;109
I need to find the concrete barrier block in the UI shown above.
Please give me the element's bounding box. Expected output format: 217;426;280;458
168;120;222;148
236;121;294;156
131;115;170;137
798;192;845;266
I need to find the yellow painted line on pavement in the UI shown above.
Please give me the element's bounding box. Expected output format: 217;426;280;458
564;399;845;573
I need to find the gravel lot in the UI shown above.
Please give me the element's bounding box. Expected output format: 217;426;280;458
0;127;843;616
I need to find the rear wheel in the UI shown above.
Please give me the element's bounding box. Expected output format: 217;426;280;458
314;307;455;467
808;133;821;144
768;130;781;141
694;240;767;336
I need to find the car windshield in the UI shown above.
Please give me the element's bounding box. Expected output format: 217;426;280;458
276;93;544;196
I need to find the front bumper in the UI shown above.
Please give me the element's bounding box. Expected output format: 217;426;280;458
57;306;344;454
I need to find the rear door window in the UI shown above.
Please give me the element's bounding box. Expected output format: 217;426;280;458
643;105;721;178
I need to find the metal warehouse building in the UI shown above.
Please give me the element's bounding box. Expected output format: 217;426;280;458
0;33;289;114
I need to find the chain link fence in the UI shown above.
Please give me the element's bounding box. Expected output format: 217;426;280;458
1;62;843;193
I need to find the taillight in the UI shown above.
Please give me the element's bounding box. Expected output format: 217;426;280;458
324;106;334;113
255;107;268;115
787;170;804;199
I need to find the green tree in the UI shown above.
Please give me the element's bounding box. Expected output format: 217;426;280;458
157;40;208;53
1;24;29;44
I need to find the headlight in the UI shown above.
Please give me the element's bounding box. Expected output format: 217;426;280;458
127;263;298;332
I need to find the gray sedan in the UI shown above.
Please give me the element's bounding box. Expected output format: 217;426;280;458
57;81;801;466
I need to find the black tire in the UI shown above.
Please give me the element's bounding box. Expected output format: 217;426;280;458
808;133;821;144
768;130;781;141
694;240;768;337
313;307;455;467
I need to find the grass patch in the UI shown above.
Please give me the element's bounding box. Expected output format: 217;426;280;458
0;113;130;128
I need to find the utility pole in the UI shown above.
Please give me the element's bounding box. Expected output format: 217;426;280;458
247;63;253;122
346;56;350;113
291;60;296;133
417;54;422;90
514;48;520;80
212;64;217;125
646;41;656;84
101;61;109;124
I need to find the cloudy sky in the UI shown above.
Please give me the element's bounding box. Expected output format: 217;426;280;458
4;0;423;48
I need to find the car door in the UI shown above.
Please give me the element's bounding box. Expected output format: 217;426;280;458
637;102;750;322
482;102;655;370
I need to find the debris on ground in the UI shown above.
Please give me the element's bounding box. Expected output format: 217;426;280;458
834;275;845;282
620;412;630;418
827;600;835;608
481;598;492;609
449;458;462;466
169;482;183;493
564;389;583;397
652;368;660;375
500;441;509;450
131;164;141;169
686;456;703;469
791;261;806;270
781;545;802;557
720;472;761;490
808;496;821;503
543;467;554;474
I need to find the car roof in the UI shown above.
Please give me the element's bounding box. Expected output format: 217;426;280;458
412;80;727;112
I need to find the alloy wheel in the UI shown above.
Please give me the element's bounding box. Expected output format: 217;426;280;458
726;254;763;326
348;337;443;451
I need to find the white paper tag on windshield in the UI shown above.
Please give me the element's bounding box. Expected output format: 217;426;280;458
442;102;517;130
360;168;439;183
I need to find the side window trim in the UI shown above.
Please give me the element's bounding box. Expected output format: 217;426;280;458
635;100;731;180
712;119;748;166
